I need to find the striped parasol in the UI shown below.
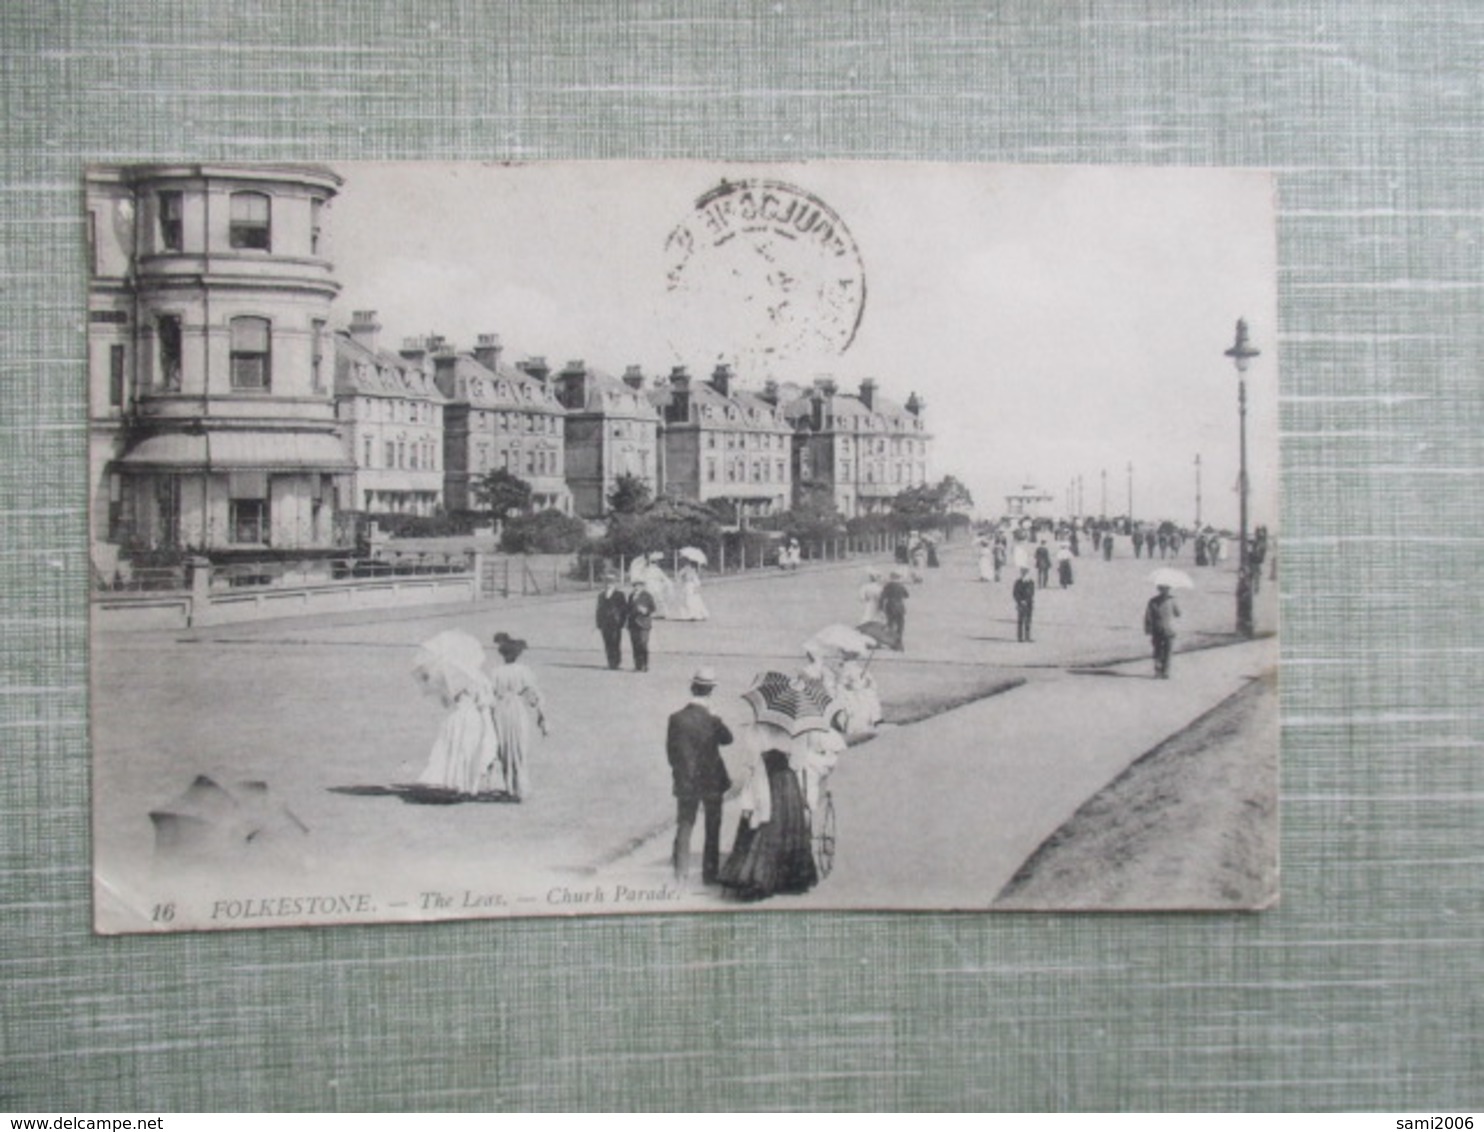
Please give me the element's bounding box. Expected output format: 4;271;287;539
742;671;837;737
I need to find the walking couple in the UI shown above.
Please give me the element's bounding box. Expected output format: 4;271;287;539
413;629;548;802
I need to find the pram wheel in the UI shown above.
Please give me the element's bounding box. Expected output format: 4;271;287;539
812;790;837;879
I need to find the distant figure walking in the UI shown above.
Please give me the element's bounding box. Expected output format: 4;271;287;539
487;633;547;801
1056;544;1074;588
1103;532;1114;561
1013;568;1036;643
1144;584;1182;679
880;570;910;651
595;573;628;670
627;578;657;672
666;667;733;885
1034;542;1052;589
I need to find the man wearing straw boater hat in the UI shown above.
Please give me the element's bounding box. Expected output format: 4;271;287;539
665;667;733;885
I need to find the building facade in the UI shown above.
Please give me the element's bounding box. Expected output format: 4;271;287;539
784;377;931;517
555;361;662;518
87;163;352;567
430;337;571;514
651;364;793;520
334;312;445;515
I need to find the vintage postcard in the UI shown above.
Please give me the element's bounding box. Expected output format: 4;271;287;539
88;161;1279;932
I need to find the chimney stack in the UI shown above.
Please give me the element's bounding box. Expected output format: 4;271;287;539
519;356;551;386
349;310;381;352
859;377;877;410
667;365;692;424
710;362;733;399
399;335;429;371
760;378;780;405
906;391;925;417
556;359;588;410
622;364;645;391
473;333;503;372
813;375;838;397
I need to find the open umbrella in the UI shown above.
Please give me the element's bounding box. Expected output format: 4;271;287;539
742;671;837;737
1148;567;1195;590
804;623;879;660
679;546;708;565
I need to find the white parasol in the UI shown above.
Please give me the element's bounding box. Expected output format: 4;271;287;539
679;546;708;565
804;623;880;660
1148;567;1195;590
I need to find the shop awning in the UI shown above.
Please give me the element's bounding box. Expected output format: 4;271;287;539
116;430;354;472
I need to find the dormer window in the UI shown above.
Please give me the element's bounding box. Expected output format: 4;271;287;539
229;192;271;251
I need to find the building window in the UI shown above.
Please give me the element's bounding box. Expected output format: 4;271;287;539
109;344;126;407
155;476;182;547
776;459;785;482
87;212;98;275
229;317;270;390
310;198;324;255
157;314;182;390
364;436;373;466
229;192;271;251
230;499;269;544
397;441;405;469
158;191;183;251
311;319;326;392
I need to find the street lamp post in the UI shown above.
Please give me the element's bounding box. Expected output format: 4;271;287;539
1224;318;1260;638
1194;453;1202;528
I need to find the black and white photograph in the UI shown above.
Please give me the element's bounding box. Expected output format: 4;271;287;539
87;161;1279;932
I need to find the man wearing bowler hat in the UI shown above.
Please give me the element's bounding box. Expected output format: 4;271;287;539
626;576;657;672
666;667;733;885
595;571;628;670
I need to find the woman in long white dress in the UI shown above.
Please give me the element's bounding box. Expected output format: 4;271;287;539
673;562;709;621
858;568;884;625
835;658;883;737
412;630;501;797
487;633;548;802
642;554;675;618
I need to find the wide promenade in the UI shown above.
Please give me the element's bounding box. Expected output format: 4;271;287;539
91;537;1277;928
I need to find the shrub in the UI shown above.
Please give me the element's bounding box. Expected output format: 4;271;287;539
501;509;588;554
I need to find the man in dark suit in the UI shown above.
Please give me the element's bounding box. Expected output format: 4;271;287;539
1013;567;1036;642
595;573;628;670
626;578;657;672
666;667;733;884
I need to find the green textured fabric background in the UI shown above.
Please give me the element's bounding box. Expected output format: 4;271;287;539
3;0;1481;1112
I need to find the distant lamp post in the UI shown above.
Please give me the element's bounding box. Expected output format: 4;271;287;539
1224;318;1260;637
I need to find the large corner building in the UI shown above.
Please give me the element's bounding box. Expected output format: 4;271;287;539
87;163;352;570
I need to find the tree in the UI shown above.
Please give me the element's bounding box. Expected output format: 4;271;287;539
474;469;532;521
601;493;722;562
890;475;975;532
606;472;652;516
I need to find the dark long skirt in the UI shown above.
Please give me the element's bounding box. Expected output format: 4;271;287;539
719;751;819;901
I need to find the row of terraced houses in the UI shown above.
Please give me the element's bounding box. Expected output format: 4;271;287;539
87;164;932;568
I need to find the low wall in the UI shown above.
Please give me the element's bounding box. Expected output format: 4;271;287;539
93;571;479;631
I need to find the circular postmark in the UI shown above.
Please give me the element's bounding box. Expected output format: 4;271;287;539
663;178;866;365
